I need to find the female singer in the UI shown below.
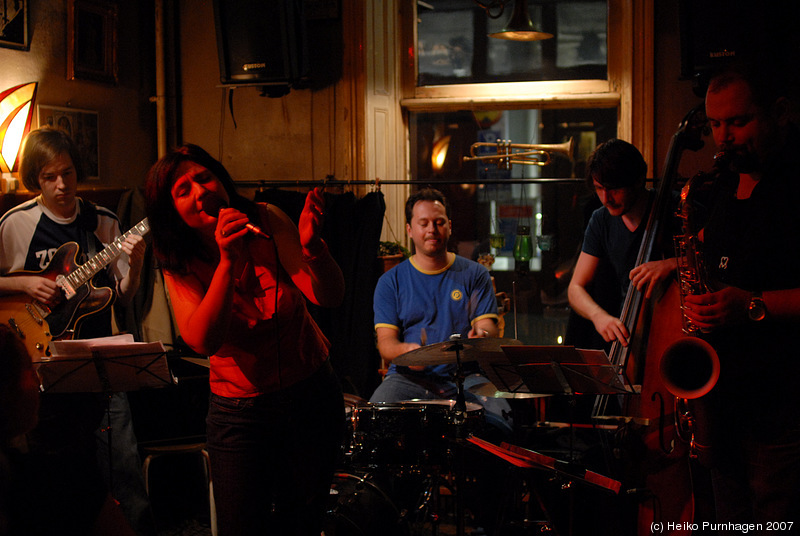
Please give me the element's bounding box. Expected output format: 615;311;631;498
145;144;345;535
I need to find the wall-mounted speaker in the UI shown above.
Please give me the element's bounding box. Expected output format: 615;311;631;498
213;0;309;88
680;0;800;93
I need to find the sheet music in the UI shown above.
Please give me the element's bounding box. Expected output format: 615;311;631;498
36;334;172;393
481;345;630;395
48;333;141;356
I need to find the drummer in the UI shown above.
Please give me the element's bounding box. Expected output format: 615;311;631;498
371;188;512;438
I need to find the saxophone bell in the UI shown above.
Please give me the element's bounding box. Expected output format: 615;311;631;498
659;336;720;399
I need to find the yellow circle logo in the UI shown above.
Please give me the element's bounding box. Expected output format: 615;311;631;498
451;289;463;301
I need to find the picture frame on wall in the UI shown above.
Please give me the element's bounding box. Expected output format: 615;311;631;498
67;0;119;85
0;0;29;50
38;105;100;181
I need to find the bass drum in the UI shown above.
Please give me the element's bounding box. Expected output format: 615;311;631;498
325;472;405;536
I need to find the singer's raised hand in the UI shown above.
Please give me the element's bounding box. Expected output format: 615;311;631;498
298;187;326;253
215;207;249;260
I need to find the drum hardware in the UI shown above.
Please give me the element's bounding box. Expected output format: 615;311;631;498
441;335;471;536
370;334;508;536
325;471;406;536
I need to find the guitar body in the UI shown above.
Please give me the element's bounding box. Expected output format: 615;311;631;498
0;242;115;358
0;218;149;360
0;294;53;361
34;241;116;338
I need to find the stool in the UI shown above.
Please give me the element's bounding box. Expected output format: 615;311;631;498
142;442;217;535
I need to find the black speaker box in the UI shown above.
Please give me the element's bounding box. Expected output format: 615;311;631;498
213;0;309;87
680;1;800;82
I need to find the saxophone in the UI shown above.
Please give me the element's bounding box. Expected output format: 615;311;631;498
659;153;728;462
674;171;713;336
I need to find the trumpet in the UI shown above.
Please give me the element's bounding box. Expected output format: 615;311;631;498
463;137;574;170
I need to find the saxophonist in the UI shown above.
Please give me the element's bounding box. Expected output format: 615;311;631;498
683;62;800;530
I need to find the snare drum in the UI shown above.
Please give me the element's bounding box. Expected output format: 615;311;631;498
349;399;484;468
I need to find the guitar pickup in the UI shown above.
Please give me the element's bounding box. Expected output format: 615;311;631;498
27;302;49;325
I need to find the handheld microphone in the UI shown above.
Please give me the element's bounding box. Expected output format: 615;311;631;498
201;194;272;240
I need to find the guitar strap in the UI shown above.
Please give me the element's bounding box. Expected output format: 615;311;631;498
78;198;99;258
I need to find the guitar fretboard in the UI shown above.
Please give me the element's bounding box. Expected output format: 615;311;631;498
65;218;150;290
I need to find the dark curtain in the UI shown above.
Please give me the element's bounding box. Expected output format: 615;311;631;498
254;189;386;399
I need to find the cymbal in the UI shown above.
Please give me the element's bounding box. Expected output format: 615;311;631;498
393;337;522;366
343;393;368;408
468;382;551;399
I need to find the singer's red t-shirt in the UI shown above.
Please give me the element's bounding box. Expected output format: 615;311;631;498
166;203;331;397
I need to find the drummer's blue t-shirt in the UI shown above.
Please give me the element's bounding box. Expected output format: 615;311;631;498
373;253;498;380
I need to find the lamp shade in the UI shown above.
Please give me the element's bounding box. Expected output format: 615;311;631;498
489;1;553;41
0;82;38;174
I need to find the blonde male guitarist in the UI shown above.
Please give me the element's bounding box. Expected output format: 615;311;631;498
0;127;147;536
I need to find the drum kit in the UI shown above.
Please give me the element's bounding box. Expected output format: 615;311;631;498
328;337;534;535
327;337;625;536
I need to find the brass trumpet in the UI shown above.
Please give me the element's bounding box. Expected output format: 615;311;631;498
463;137;574;170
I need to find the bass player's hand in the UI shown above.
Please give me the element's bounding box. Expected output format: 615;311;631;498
629;258;678;299
591;311;630;346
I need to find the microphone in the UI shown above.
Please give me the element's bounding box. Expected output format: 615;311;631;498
201;194;272;240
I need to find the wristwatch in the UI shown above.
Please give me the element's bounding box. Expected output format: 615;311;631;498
748;291;767;322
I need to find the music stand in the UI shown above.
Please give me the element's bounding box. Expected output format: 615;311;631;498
35;334;173;394
34;334;173;489
477;345;633;397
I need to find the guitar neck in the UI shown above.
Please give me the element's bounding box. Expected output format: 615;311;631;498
66;218;150;290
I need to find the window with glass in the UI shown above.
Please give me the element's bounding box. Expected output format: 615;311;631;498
404;0;621;345
417;0;608;85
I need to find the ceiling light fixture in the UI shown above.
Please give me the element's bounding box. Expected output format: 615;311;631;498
488;1;553;42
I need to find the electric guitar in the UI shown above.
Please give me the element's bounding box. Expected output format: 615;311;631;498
0;218;150;360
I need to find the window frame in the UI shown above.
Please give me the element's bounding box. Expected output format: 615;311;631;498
398;0;653;163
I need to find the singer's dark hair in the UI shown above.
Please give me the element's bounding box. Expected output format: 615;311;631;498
144;143;260;273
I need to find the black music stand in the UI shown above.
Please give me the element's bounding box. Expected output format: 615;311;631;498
34;335;173;489
36;335;173;394
477;345;633;397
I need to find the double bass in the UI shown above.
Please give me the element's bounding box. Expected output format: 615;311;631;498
593;105;709;535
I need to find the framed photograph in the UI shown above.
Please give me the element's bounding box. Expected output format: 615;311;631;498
67;0;118;85
0;0;29;50
38;105;100;181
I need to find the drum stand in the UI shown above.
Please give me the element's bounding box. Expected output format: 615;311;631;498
446;334;470;536
395;335;473;536
388;334;525;535
469;345;629;535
